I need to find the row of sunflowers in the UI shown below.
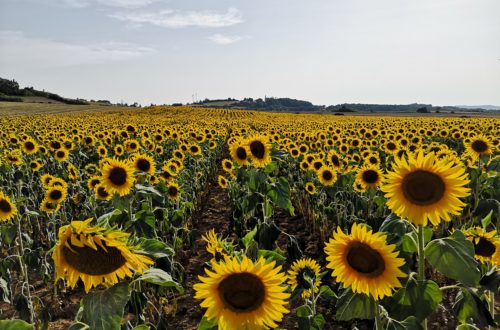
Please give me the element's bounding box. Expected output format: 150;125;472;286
0;106;498;330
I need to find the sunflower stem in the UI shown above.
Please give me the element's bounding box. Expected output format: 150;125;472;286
374;303;382;330
417;225;428;330
16;214;35;324
489;290;495;330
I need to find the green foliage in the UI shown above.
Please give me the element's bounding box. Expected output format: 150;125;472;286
0;319;34;330
335;288;376;321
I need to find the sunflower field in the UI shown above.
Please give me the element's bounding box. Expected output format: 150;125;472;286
0;106;498;330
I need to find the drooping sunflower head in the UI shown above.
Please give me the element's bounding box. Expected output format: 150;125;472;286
305;182;316;195
317;166;337;186
464;227;500;266
465;134;494;160
246;134;272;168
0;192;17;222
324;223;407;300
101;158;135;197
287;258;322;299
132;153;156;176
356;165;383;190
218;175;229;189
52;218;153;292
201;229;226;263
194;256;290;330
381;151;470;226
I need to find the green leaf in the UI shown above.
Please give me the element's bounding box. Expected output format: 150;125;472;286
267;177;295;215
479;267;500;292
0;320;34;330
131;325;150;330
68;322;90;330
379;214;408;246
137;238;174;258
80;282;131;330
257;249;286;263
319;285;337;301
386;316;423;330
481;210;493;228
424;230;480;286
242;226;258;249
453;288;495;326
385;276;442;321
335;288;376;321
197;316;217;330
456;324;481;330
402;227;432;253
136;268;183;293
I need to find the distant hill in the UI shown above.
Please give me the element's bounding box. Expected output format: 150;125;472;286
456;105;500;111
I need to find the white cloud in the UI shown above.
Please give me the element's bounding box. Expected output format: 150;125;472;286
110;8;243;28
0;31;154;68
208;34;243;45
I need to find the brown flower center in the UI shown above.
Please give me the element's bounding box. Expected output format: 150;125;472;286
0;199;12;213
473;237;496;257
109;167;127;186
62;237;126;275
346;242;385;277
168;185;179;198
218;273;265;312
25;141;35;151
249;141;266;159
137;159;151;172
362;170;379;184
322;170;333;181
471;140;488;153
49;189;63;201
402;170;445;206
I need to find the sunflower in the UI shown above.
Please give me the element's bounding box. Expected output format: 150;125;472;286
324;223;406;300
97;145;108;158
381;151;470;226
132;153;156;176
465;134;494;160
49;178;68;190
194;256;290;330
114;144;125;156
40;198;61;214
188;144;202;156
167;182;181;201
464;227;500;266
101;158;135;197
22;139;38;154
0;192;17;222
54;148;69;162
221;159;234;173
40;174;55;188
202;229;227;264
317;166;337;186
305;182;316;195
356;165;383;190
30;160;43;172
247;134;272;168
218;175;229;189
87;176;102;190
45;186;68;204
288;258;322;299
52;219;153;292
230;140;250;166
95;184;112;201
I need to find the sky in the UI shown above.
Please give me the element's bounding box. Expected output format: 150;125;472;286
0;0;499;106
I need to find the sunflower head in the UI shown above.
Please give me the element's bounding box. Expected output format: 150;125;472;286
167;182;181;201
382;151;470;226
101;158;136;197
95;183;112;201
464;227;500;266
324;223;407;300
52;219;153;292
356;165;383;190
305;182;316;195
465;134;494;160
202;229;226;263
246;135;272;168
218;175;228;189
45;186;68;204
288;258;322;299
317;166;337;186
194;256;290;330
0;192;17;222
132;153;156;176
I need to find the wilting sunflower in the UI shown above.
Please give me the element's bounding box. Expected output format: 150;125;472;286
0;192;17;222
288;258;322;299
464;227;500;266
167;182;181;201
230;140;250;166
317;166;337;186
52;219;153;292
356;165;383;190
324;223;406;300
382;151;470;226
45;186;68;204
465;134;494;160
132;153;156;176
218;175;229;189
305;182;316;195
202;229;226;264
194;256;290;330
247;134;272;168
101;158;135;196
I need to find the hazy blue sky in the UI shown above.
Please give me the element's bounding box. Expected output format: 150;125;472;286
1;0;499;106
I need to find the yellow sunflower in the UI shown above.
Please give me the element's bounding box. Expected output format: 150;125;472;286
101;158;136;197
0;192;17;222
40;198;61;214
465;134;494;160
324;223;407;300
202;229;227;264
230;139;250;166
464;227;500;266
54;148;69;162
132;153;156;176
221;159;234;173
287;258;322;299
52;219;153;292
381;151;470;226
317;166;337;186
45;186;68;204
305;182;316;195
247;134;272;168
167;182;181;201
194;256;290;330
356;165;384;190
218;175;229;189
95;183;112;201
